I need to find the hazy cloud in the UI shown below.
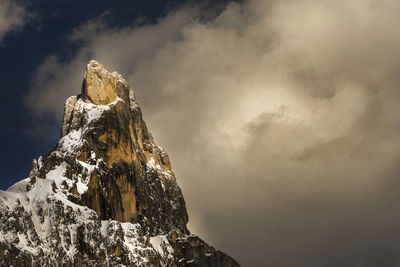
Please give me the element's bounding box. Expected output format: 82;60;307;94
0;0;29;42
24;5;202;120
24;0;400;266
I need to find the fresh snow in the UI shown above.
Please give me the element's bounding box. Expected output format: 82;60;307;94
149;235;174;258
100;220;110;238
76;178;88;195
46;163;68;189
146;157;174;184
7;177;30;193
129;90;139;110
80;96;124;122
58;129;83;154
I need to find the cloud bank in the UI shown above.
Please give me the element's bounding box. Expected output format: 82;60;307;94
0;0;29;42
24;0;400;266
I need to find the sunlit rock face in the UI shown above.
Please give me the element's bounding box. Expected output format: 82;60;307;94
58;60;182;228
0;60;239;266
82;60;119;105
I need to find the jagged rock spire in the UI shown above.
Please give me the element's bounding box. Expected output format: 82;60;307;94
57;60;183;226
82;60;124;105
0;60;240;266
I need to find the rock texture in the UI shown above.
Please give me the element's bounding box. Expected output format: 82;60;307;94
0;60;239;267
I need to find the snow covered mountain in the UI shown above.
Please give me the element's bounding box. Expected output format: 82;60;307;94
0;60;239;266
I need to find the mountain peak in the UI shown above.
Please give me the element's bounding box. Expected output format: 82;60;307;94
82;59;127;105
0;61;239;266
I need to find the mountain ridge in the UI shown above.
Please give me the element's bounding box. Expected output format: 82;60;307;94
0;60;239;266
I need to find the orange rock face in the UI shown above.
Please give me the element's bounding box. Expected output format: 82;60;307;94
82;60;118;105
54;60;186;230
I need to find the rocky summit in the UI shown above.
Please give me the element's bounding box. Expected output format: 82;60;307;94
0;60;239;266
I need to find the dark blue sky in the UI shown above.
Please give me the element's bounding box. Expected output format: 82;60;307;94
0;0;194;189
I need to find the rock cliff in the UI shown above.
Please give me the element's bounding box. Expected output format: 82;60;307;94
0;60;239;266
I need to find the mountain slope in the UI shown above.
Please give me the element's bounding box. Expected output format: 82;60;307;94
0;60;239;266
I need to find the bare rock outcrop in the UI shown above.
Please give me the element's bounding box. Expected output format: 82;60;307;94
0;60;239;266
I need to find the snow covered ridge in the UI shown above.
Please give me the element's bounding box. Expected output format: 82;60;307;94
0;177;225;266
0;179;175;266
0;154;177;266
0;60;240;266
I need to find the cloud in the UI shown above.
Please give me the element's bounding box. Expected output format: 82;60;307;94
24;5;203;121
24;0;400;266
0;0;30;42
